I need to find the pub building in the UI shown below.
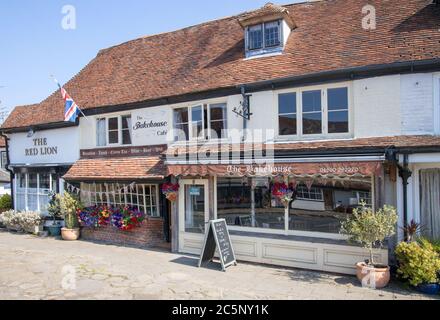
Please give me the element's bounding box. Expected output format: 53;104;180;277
2;1;440;274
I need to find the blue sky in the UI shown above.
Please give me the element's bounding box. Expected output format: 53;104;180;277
0;0;302;114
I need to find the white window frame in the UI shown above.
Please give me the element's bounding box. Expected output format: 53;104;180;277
80;182;160;217
296;185;324;202
275;82;353;141
434;74;440;135
245;20;283;58
15;172;56;213
172;102;228;142
95;114;132;147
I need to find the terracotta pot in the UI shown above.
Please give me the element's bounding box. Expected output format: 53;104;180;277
356;262;390;289
61;228;80;241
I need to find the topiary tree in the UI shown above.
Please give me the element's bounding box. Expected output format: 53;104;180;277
340;203;398;266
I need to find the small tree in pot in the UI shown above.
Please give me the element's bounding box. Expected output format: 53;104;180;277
46;191;62;236
58;192;83;241
340;203;398;289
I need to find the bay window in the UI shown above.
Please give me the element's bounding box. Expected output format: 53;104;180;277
15;172;58;213
277;85;350;137
173;103;227;141
80;182;160;217
95;115;132;147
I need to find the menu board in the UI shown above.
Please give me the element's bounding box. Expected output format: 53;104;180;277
198;219;237;271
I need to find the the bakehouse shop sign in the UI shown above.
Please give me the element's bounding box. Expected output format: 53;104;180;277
131;107;170;145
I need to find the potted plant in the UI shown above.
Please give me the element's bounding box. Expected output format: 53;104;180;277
395;238;440;295
271;181;293;207
340;204;398;289
46;191;63;236
58;192;83;241
401;219;422;243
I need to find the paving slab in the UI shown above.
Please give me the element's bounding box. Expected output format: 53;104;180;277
0;230;438;300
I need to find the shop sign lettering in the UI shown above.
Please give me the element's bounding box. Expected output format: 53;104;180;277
25;138;58;157
319;166;360;175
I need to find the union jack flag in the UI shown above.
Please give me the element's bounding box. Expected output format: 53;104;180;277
59;85;79;123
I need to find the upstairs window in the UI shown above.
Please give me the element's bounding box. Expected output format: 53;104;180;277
173;103;227;141
277;86;350;138
246;20;282;55
96;115;132;147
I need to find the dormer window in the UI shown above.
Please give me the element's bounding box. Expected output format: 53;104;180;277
248;20;281;51
239;3;295;59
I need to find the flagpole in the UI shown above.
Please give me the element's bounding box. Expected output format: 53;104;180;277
50;75;90;122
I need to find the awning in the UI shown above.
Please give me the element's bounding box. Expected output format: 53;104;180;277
167;161;383;178
64;157;166;181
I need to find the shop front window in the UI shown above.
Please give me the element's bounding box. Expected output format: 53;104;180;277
289;179;372;234
80;182;160;217
419;169;440;239
216;176;372;235
216;177;285;230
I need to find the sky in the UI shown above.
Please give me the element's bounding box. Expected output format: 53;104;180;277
0;0;303;115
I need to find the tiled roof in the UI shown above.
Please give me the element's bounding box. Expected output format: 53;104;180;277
166;135;440;157
3;0;440;129
63;157;166;181
0;136;5;148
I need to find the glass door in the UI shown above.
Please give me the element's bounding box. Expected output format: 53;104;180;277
179;179;209;234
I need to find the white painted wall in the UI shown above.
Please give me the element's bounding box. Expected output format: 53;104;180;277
9;126;80;165
401;73;435;135
353;75;401;138
78;72;439;150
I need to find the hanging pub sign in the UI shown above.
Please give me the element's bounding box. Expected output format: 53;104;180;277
198;219;237;271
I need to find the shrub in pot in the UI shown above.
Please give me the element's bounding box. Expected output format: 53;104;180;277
58;192;83;241
18;211;42;234
0;194;12;212
46;191;62;236
395;239;440;295
340;203;398;289
0;210;22;232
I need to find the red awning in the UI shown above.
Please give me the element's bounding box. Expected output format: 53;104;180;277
167;161;383;178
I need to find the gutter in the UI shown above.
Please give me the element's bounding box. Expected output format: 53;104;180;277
0;131;14;210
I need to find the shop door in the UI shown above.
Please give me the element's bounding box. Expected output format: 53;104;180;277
178;179;209;254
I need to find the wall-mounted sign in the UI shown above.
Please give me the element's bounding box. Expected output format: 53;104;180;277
189;186;201;196
131;107;171;146
9;127;80;165
25;138;58;157
80;144;167;159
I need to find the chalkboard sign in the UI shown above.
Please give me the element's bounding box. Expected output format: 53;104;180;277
198;219;237;271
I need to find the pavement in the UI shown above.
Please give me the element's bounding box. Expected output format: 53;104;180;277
0;230;437;300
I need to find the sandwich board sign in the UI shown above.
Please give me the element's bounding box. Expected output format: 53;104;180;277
198;219;237;271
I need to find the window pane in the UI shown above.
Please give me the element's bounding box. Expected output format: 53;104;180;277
96;118;106;146
174;123;188;141
28;173;37;189
328;87;348;111
191;105;203;139
109;131;118;144
248;24;263;50
302;90;321;113
173;108;188;124
210;121;226;139
264;21;280;47
108;117;118;130
122;129;132;145
303;112;322;134
279;114;297;135
191;106;202;122
328;111;349;133
279;93;296;114
121;115;131;129
289;179;372;234
210;103;226;121
184;185;205;233
39;173;50;190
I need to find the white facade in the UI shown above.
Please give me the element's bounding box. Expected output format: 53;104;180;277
78;73;440;150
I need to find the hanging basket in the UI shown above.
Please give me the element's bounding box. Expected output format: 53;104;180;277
165;192;178;202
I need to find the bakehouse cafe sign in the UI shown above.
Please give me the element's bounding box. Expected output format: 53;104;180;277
25;138;58;156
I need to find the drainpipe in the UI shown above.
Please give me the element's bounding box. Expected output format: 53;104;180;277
397;153;412;241
0;131;14;210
